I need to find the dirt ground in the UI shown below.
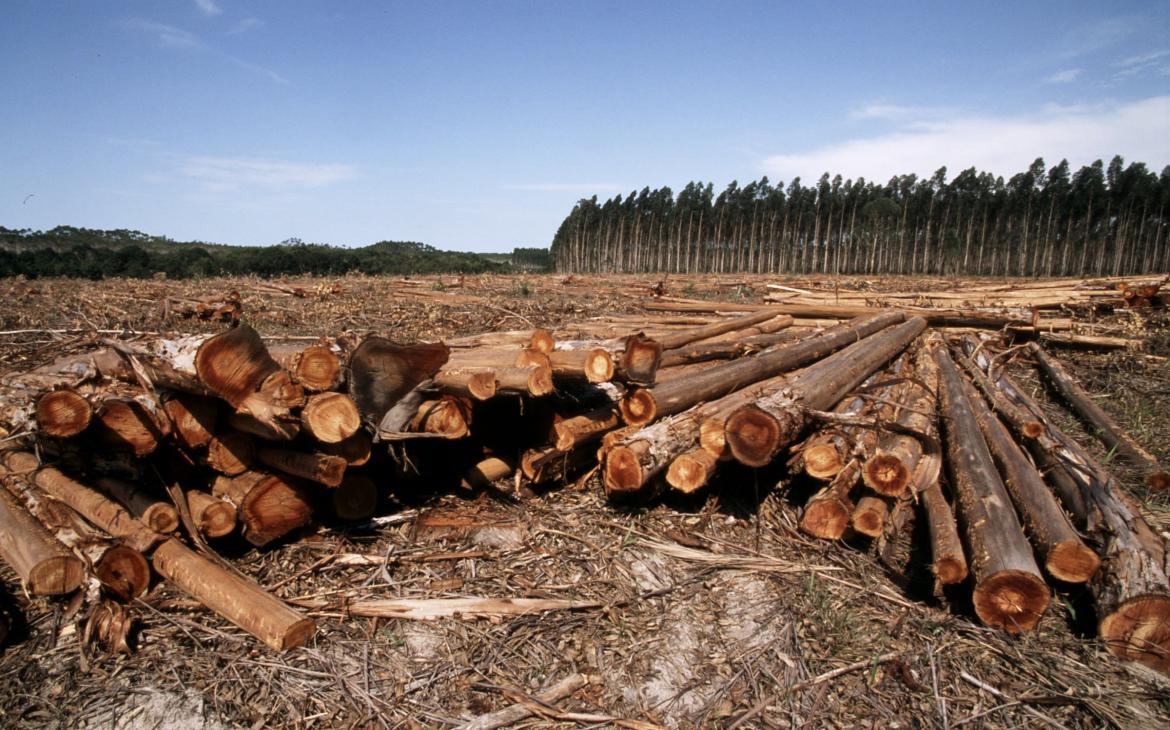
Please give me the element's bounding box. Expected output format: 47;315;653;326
1;273;1168;728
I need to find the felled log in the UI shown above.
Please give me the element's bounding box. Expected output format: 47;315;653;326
32;464;162;553
319;431;373;467
646;298;1037;329
725;317;928;467
162;393;218;450
799;459;862;540
460;456;514;491
851;495;889;538
658;328;801;368
921;479;968;585
1037;332;1142;351
861;354;938;496
93;395;170;456
94;476;179;534
205;432;255;476
301;392;362;444
554;333;661;385
552;407;622;451
347;337;450;429
621;311;905;427
269;342;342;392
952;345;1044;440
1028;342;1169;491
34;388;92;438
547;349;615;383
935;346;1050;633
0;458;85;595
186;489;237;538
151;538;315;651
211;471;314;546
411;397;472;439
257;447;346;488
433;369;498;401
521;445;594;484
796;394;868;482
654;309;789;349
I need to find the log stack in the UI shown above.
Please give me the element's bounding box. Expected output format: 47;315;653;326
0;300;1166;674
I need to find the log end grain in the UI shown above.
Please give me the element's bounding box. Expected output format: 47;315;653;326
619;334;663;384
527;366;555;397
95;398;165;457
188;490;238;538
799;499;851;540
319;431;373;467
163;394;218;450
1146;471;1170;493
727;405;800;467
972;569;1050;634
603;445;644;495
206;432;255;476
583;349;615;383
35;389;92;438
141;503;180;535
94;545;151;600
618;389;657;427
27;555;86;596
933;556;969;585
862;452;910;496
294;345;341;391
411;398;471;439
1099;594;1170;671
666;449;717;493
239;475;314;547
301;392;361;444
851;497;888;538
803;443;845;481
529;329;555;354
1046;540;1102;584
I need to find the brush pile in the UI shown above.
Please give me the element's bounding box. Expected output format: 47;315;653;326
0;293;1167;676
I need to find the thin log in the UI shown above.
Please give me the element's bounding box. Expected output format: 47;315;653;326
521;445;594;484
32;464;162;553
952;344;1044;440
799;459;861;540
186;489;237;538
433;369;498;401
921;480;968;585
553;407;621;451
270;342;342;391
94;476;179;534
935;345;1050;633
35;388;92;438
212;471;314;547
0;457;85;595
851;495;889;538
655;309;788;349
460;456;515;490
453;673;592;730
547;348;615;383
658;328;801;368
861;354;939;496
301;392;362;444
1038;332;1141;351
151;537;315;651
257;447;347;488
665;447;719;494
1028;342;1169;491
797;394;866;481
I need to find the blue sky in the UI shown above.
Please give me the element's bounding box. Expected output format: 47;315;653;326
2;1;1168;252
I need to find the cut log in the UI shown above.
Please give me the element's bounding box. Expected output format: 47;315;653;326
554;334;662;384
548;349;614;383
861;354;939;496
162;394;218;450
952;345;1044;440
621;311;905;427
797;394;866;481
301;392;362;444
35;388;92;438
725;317;927;467
492;365;554;396
186;489;237;538
957;368;1099;583
93;395;170;456
94;544;152;601
257;447;347;488
1028;342;1169;491
799;459;861;540
934;346;1050;633
665;446;720;494
654;309;788;349
331;475;378;520
347;337;450;428
529;329;555;354
460;456;514;490
921;480;968;585
94;476;179;534
0;459;85;595
658;328;801;368
553;407;621;451
410;396;472;439
520;445;594;484
212;471;314;547
205;432;255;476
318;431;373;467
269;343;342;391
433;369;498;401
1037;332;1141;351
151;537;315;651
32;464;162;553
851;495;889;538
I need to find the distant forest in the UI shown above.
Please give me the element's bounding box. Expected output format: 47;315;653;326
550;156;1170;277
0;227;552;278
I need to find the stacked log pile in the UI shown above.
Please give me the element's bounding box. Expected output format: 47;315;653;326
0;300;1167;673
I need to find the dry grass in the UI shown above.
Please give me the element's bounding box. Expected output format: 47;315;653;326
1;273;1168;728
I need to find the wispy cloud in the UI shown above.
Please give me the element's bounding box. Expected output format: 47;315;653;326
503;183;628;193
1054;16;1136;60
121;19;202;49
227;17;263;35
178;156;356;192
229;57;290;85
850;103;956;122
1043;68;1082;84
762;96;1170;182
1115;48;1170;78
193;0;222;17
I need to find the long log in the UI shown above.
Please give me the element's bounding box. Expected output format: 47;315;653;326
0;457;85;595
211;471;314;547
934;346;1050;633
547;348;615;383
1028;342;1169;491
94;476;180;534
654;309;788;349
32;464;162;553
725;317;928;467
151;538;315;651
658;328;801;368
957;369;1100;583
860;352;939;496
645;298;1036;329
621;311;905;427
256;447;347;488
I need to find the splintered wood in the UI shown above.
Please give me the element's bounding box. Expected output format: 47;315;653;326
0;280;1167;676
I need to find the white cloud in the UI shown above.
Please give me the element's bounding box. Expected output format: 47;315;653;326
762;96;1170;182
1115;48;1170;78
227;17;263;35
193;0;223;17
503;183;628;192
850;103;954;121
122;19;202;49
1044;68;1082;84
178;157;356;192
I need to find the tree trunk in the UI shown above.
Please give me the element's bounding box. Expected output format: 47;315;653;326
93;476;179;534
300;392;362;444
0;458;85;595
212;471;314;547
256;447;347;488
186;489;238;538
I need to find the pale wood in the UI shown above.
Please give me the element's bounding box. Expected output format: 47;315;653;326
186;489;237;538
32;464;162;553
301;392;362;444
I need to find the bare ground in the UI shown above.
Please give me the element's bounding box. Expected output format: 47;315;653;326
1;273;1168;728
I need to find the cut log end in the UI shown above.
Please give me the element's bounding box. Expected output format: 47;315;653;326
1020;421;1045;440
142;503;180;534
799;500;851;540
332;476;378;521
803;443;844;480
619;335;663;384
28;555;86;596
206;432;255;476
295;345;341;391
188;491;238;538
726;406;786;467
699;418;728;460
1099;594;1170;671
972;570;1050;634
301;392;361;444
1146;471;1170;493
319;431;373;466
933;556;969;585
527;366;555;396
411;398;471;439
529;329;555;354
465;371;498;400
1045;541;1102;584
619;389;657;427
862;453;910;496
851;497;888;537
666;449;718;493
583;349;615;383
603;446;644;495
35;390;92;438
240;476;314;546
95;545;151;600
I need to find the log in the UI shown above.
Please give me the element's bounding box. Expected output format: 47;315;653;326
665;447;719;494
318;431;373;467
654;309;788;349
34;388;92;438
920;480;969;585
851;495;889;538
94;476;180;534
861;353;939;496
433;369;498;401
658;328;801;368
0;459;85;595
151;537;315;651
453;673;591;730
347;337;450;428
934;346;1050;633
460;456;514;490
547;349;615;383
554;334;662;385
621;311;905;427
205;432;255;476
521;445;594;484
301;392;362;444
725;317;928;467
186;489;237;538
257;447;347;488
162;393;218;450
1028;342;1169;491
410;396;472;439
957;370;1100;583
529;329;555;354
492;366;554;396
552;407;621;451
331;475;378;520
212;471;314;547
797;394;866;481
952;345;1044;440
646;298;1036;329
270;342;342;391
93;395;170;456
1038;332;1142;351
799;459;861;540
32;464;162;553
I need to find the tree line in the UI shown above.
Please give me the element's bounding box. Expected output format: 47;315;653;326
0;227;549;278
550;156;1170;277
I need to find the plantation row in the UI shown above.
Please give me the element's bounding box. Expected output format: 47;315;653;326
550;156;1170;277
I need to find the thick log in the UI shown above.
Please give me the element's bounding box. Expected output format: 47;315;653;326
93;395;170;456
621;311;905;427
257;447;346;488
331;475;378;520
94;476;180;534
410;396;472;439
799;459;861;540
935;346;1050;633
725;317;928;467
851;495;889;538
205;432;255;476
212;471;314;547
433;369;498;400
654;309;788;349
270;342;342;392
152;538;315;651
32;464;162;553
547;349;614;383
347;337;450;428
958;371;1100;583
186;489;237;538
1029;342;1169;491
162;394;219;450
301;392;362;444
0;458;85;595
604;408;703;496
797;394;866;481
35;388;92;438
